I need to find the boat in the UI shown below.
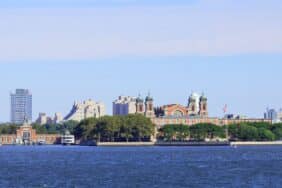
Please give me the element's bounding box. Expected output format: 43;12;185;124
37;140;46;145
61;130;75;145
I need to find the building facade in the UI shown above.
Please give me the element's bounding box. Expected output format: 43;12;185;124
36;112;64;125
113;96;138;115
155;92;208;118
152;116;272;128
113;94;155;117
0;120;60;145
36;113;53;125
264;108;282;123
152;92;271;127
64;99;105;122
10;89;32;124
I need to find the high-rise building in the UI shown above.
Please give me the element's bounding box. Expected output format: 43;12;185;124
264;108;281;123
113;96;137;115
10;89;32;124
36;112;64;125
113;94;154;117
36;113;50;125
277;109;282;122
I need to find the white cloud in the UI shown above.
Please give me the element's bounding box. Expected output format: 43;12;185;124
0;0;281;61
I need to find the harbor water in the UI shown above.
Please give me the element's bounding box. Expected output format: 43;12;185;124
0;146;282;187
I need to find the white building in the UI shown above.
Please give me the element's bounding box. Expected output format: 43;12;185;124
53;112;63;124
64;99;105;122
36;112;64;125
264;108;281;123
113;94;155;117
277;109;282;122
36;113;52;125
113;96;138;115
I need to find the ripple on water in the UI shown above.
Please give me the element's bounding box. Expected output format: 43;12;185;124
0;146;282;187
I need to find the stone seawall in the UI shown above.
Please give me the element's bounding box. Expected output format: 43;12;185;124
96;142;155;146
155;141;230;146
96;141;229;146
230;141;282;146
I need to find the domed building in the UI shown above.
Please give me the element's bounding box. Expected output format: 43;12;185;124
155;92;208;118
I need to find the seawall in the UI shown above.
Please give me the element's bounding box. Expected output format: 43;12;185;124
155;141;230;146
230;141;282;146
96;142;155;146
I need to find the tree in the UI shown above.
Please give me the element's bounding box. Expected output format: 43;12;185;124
0;124;18;134
159;124;190;141
161;124;176;141
189;123;225;141
258;128;275;141
270;123;282;140
229;123;258;141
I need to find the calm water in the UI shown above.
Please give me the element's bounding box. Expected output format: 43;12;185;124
0;146;282;188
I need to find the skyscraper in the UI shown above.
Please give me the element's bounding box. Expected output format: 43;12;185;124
10;89;32;124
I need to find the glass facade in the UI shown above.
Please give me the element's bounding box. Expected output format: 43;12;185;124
10;89;32;124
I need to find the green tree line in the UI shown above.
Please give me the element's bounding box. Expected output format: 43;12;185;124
2;118;282;142
0;115;154;143
159;123;226;141
73;114;154;142
159;122;282;142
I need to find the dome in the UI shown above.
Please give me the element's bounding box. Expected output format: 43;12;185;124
190;92;199;98
189;97;196;102
145;93;153;101
189;92;197;102
136;96;144;103
146;96;153;101
200;93;207;101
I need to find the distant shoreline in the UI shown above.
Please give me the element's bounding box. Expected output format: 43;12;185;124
2;141;282;147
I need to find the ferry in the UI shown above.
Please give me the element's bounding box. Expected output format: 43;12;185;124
61;130;75;145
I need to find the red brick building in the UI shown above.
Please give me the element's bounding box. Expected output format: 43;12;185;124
0;122;60;145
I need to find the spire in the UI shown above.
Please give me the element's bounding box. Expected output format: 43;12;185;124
22;115;30;126
145;90;153;102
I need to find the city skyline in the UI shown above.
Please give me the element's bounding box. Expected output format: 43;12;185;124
1;59;282;122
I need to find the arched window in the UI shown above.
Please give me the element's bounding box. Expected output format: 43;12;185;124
174;110;184;117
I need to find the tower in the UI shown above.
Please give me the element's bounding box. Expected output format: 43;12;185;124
136;95;144;114
10;89;32;124
145;93;155;118
199;93;208;118
188;93;198;116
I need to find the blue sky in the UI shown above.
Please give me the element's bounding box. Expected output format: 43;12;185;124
0;0;282;121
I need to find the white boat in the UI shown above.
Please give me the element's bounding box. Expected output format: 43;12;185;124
61;130;75;145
